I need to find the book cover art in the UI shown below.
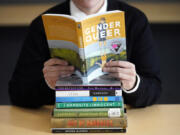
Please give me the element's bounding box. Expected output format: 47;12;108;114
42;11;126;84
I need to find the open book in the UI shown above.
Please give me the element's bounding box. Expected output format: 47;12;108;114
42;10;126;85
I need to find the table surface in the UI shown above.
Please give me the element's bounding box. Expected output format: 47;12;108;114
0;105;179;135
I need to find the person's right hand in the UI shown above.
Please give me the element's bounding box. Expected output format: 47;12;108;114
43;58;74;89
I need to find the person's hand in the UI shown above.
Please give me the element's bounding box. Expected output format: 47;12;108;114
103;61;136;90
43;58;74;89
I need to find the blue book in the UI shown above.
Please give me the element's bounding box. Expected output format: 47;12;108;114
56;96;122;102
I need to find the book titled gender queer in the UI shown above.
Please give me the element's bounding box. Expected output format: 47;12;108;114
42;10;126;86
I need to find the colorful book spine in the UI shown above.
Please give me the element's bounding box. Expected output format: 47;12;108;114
51;117;127;128
56;96;122;102
52;128;126;133
55;86;121;90
56;90;122;97
53;108;123;118
56;101;123;108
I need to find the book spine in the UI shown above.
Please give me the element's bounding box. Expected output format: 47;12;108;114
56;86;121;90
52;128;126;133
56;90;122;97
53;108;123;118
56;96;122;102
56;101;123;108
56;91;89;97
51;117;127;128
90;90;122;96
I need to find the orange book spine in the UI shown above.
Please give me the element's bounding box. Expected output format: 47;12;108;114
51;117;127;128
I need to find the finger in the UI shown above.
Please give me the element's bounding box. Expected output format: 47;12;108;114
105;61;135;69
43;65;74;73
44;58;68;66
46;73;72;80
109;72;134;81
121;80;135;90
103;67;136;76
45;76;59;82
60;74;72;78
46;79;56;89
44;71;73;78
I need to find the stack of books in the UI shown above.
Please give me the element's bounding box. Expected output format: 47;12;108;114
51;78;127;133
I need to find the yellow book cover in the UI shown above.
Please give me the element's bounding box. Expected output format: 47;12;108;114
42;10;126;85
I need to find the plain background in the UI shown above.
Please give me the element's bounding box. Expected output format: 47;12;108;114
0;0;180;4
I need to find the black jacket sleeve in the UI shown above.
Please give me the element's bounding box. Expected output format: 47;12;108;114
123;10;162;107
8;17;55;108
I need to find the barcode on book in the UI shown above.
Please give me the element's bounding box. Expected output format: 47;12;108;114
115;90;122;96
108;108;121;117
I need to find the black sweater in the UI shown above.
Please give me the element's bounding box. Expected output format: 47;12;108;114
8;0;162;108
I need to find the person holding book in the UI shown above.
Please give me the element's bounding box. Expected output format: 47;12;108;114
9;0;161;108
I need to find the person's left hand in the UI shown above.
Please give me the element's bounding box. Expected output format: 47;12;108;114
103;61;137;90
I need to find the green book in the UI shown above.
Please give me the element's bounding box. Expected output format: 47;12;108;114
53;108;124;118
56;101;123;109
